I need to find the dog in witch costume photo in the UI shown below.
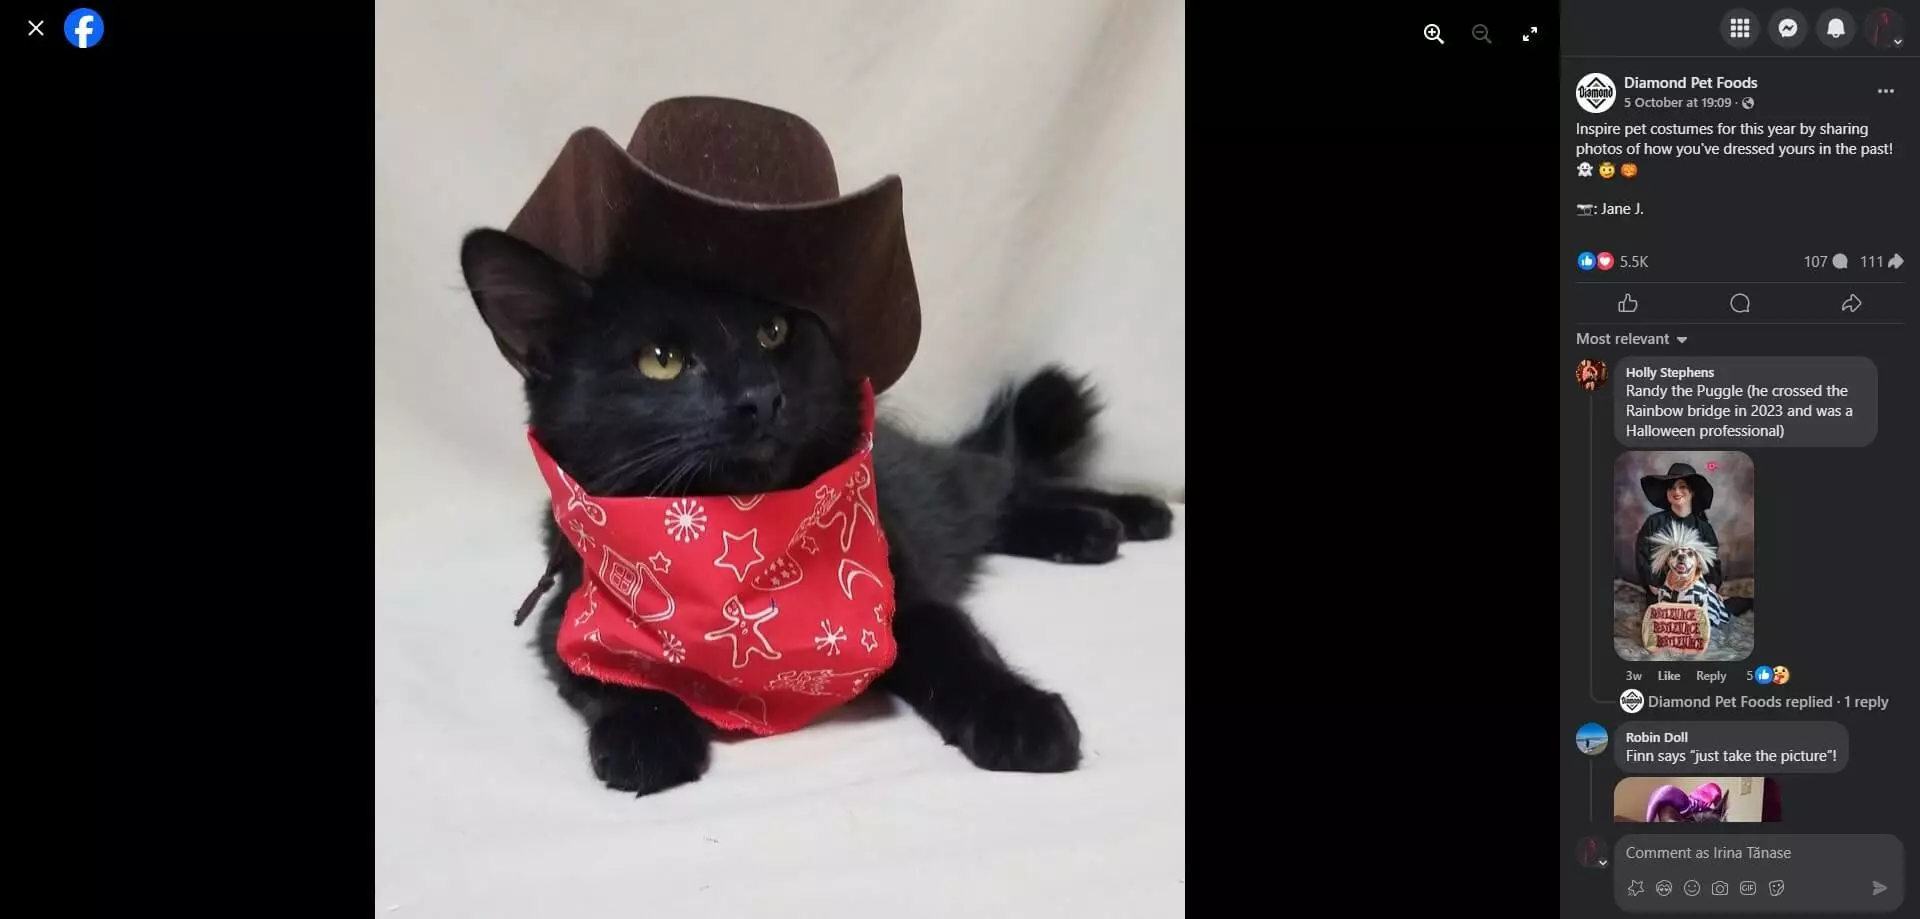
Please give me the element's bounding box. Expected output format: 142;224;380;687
1644;782;1729;823
458;97;1176;796
1611;453;1756;662
1613;776;1782;823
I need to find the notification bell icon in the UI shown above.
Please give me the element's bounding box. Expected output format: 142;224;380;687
1828;17;1846;38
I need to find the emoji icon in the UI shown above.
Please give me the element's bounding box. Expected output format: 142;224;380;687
1771;666;1790;686
1597;251;1616;271
1621;162;1639;178
1577;161;1594;177
1578;251;1597;271
1598;161;1617;179
1755;665;1774;685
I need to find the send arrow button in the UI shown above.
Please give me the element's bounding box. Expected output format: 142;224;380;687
1873;881;1887;895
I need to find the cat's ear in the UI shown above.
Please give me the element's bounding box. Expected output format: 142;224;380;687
459;228;592;379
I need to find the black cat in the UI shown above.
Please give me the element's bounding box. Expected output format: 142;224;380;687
460;228;1176;797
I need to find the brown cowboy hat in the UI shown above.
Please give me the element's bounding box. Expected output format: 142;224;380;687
1640;462;1714;511
471;96;921;394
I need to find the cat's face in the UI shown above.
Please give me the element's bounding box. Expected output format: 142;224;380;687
461;229;863;497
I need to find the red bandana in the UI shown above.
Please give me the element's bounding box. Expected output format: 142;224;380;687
527;380;899;736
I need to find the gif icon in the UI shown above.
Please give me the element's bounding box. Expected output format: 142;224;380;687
64;8;104;49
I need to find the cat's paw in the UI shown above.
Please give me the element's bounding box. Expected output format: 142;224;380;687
1107;493;1174;541
1050;507;1123;564
946;679;1083;773
587;702;711;796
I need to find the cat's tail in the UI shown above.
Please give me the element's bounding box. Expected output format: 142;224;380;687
956;364;1102;480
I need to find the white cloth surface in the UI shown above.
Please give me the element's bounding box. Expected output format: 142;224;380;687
375;0;1185;914
374;506;1185;917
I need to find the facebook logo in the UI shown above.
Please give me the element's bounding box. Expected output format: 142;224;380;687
65;8;103;48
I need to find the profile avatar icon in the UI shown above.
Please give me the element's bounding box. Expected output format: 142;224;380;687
1863;8;1905;50
1575;722;1610;755
1576;358;1609;392
1576;835;1608;868
1619;687;1646;713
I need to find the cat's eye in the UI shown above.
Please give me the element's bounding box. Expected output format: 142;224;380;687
637;345;685;380
756;316;790;350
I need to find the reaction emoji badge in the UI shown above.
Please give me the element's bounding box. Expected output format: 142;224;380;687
1771;665;1791;686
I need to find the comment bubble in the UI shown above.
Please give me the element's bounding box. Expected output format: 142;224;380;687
1614;834;1904;914
1613;721;1849;774
1613;356;1878;448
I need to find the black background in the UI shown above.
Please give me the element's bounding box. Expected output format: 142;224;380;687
26;1;1598;913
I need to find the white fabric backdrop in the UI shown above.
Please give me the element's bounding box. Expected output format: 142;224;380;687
375;1;1184;914
375;0;1183;516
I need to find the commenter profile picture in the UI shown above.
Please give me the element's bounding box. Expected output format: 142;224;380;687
1576;73;1617;114
1576;722;1610;756
1576;358;1609;392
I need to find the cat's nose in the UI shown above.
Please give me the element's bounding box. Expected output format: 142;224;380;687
731;387;785;425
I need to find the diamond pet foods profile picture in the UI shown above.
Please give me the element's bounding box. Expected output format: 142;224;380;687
1576;73;1618;114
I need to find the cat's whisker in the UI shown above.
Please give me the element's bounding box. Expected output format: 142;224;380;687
654;453;709;497
587;433;718;494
